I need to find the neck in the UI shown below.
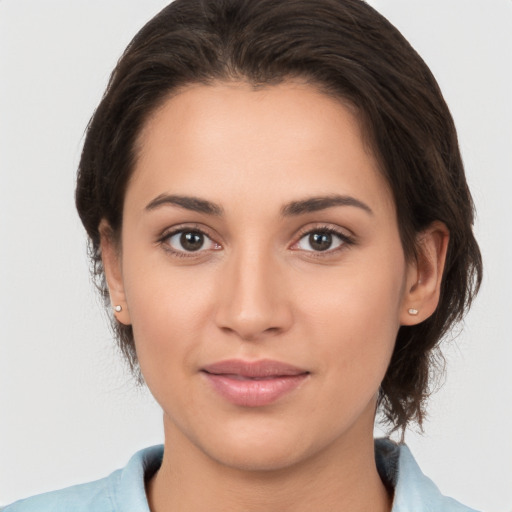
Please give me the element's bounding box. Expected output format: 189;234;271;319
147;417;392;512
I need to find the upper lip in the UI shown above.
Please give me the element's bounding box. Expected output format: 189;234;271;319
201;359;309;378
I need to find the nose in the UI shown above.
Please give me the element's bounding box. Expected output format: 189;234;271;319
214;248;293;341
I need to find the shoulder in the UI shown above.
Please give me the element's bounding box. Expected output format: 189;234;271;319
1;475;117;512
2;445;163;512
375;438;480;512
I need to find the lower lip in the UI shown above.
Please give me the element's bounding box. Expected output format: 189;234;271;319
203;372;309;407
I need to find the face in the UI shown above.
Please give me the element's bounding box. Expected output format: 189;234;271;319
104;82;418;471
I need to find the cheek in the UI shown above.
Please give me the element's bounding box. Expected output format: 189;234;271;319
294;252;405;378
122;256;217;378
124;271;214;421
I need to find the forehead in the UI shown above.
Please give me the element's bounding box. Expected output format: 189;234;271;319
138;81;366;161
129;81;394;216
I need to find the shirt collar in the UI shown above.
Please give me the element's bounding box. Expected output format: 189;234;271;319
375;438;477;512
113;440;476;512
111;445;163;511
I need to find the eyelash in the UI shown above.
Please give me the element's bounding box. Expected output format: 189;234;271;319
291;225;355;256
157;224;355;258
158;224;220;258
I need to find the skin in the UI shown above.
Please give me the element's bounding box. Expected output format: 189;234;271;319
101;81;448;512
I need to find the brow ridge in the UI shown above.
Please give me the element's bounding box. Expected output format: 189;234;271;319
281;195;373;216
145;194;223;216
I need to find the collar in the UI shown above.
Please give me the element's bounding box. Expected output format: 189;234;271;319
113;440;477;512
375;438;478;512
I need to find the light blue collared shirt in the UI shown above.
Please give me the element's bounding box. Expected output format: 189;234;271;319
2;439;479;511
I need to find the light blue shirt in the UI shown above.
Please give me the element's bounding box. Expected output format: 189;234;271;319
2;439;479;511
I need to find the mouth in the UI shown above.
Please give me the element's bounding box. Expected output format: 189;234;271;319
201;359;310;407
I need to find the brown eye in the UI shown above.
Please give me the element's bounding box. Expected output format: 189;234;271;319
165;230;219;253
180;231;205;251
309;232;333;251
296;229;345;252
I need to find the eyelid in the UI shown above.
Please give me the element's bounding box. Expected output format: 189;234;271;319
289;224;355;253
156;222;354;257
157;223;222;256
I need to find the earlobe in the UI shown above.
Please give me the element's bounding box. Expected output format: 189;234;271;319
400;221;450;326
99;220;131;326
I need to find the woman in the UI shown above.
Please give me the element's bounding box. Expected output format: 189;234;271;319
2;0;486;510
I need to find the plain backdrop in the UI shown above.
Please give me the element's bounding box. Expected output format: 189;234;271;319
1;1;511;510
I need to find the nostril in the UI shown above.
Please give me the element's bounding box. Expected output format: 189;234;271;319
218;324;282;342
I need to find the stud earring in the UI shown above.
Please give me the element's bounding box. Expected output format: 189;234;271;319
408;308;419;315
114;305;122;312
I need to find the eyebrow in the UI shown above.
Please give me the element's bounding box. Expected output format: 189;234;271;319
145;194;224;216
281;195;373;216
144;193;373;217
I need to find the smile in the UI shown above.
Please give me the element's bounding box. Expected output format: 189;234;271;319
201;359;310;407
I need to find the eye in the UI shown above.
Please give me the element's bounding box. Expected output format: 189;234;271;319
164;229;220;254
294;228;349;253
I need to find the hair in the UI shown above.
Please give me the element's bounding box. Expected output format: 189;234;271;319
76;0;482;433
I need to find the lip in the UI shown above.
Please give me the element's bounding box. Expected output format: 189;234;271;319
201;359;310;407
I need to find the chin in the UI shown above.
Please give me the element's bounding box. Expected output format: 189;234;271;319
194;413;347;474
207;439;310;473
183;414;313;472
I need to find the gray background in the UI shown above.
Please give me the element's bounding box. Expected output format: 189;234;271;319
1;1;511;510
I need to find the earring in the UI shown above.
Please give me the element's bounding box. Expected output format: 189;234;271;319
408;308;419;315
114;305;122;312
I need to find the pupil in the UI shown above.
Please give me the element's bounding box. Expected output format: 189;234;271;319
180;232;204;251
309;232;332;251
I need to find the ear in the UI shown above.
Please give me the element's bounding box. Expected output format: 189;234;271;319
400;221;450;326
99;220;131;325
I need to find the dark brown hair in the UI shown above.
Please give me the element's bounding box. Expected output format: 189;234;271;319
76;0;482;432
